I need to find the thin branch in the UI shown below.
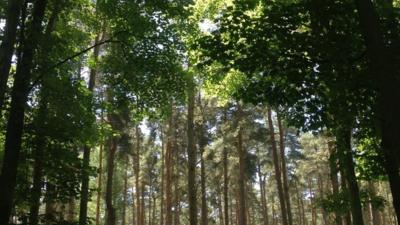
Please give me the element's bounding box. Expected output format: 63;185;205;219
29;39;121;91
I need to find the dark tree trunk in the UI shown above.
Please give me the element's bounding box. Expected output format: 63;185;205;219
79;29;104;225
223;109;230;225
105;137;117;225
29;96;48;225
95;143;104;225
0;0;23;110
237;102;247;225
135;126;142;225
257;162;269;225
353;1;400;222
266;108;288;225
165;110;174;225
328;141;342;225
336;128;364;225
0;0;48;223
122;157;129;225
198;107;208;225
160;126;165;225
186;82;198;225
277;115;293;225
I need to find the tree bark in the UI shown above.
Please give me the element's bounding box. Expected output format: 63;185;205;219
0;0;48;222
123;157;129;225
336;127;364;225
186;82;198;225
266;108;288;225
95;144;104;225
223;109;230;225
165;109;174;225
236;102;247;225
0;0;23;110
353;1;400;222
199;111;208;225
277;115;293;225
328;139;342;225
105;137;117;225
79;28;104;225
28;95;48;225
257;161;269;225
135;126;142;225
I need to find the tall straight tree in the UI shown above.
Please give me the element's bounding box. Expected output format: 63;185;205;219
79;26;105;225
186;79;198;225
277;115;293;225
266;108;288;225
0;0;48;222
236;102;247;225
0;0;23;110
353;0;400;221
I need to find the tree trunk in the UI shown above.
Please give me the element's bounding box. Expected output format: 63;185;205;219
95;144;104;225
368;182;382;225
165;109;174;225
336;128;364;225
353;0;400;222
79;28;104;225
237;102;247;225
308;178;316;225
200;123;208;225
0;0;23;110
277;115;293;225
223;109;230;225
136;126;142;225
328;140;342;225
123;157;129;225
186;82;198;225
257;162;269;225
141;181;146;225
105;137;117;225
160;125;165;225
29;95;48;225
266;108;288;225
0;0;48;222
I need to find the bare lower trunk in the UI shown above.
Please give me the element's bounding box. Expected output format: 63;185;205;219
266;108;288;225
277;116;293;225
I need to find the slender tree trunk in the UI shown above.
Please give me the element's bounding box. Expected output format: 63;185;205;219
353;1;400;222
105;137;117;225
165;110;174;225
79;28;105;225
0;1;48;222
0;0;23;110
237;102;247;225
336;127;364;225
277;116;293;225
308;178;316;225
295;183;303;225
257;162;269;225
160;126;165;225
200;139;208;225
123;157;129;225
173;134;180;225
135;126;142;225
328;140;342;225
95;144;104;225
141;181;146;225
266;108;288;225
29;95;48;225
186;82;198;225
218;188;224;225
223;109;230;225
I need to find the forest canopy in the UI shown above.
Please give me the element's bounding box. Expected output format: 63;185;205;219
0;0;399;225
